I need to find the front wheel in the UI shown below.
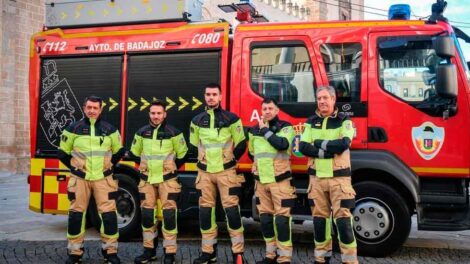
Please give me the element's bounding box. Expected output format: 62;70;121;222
88;174;141;241
352;181;411;257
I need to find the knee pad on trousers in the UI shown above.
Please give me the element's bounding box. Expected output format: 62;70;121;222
314;217;327;242
101;211;118;235
163;209;177;231
199;207;214;231
259;213;275;239
225;206;242;230
275;215;291;243
336;217;355;245
68;211;84;236
141;208;155;229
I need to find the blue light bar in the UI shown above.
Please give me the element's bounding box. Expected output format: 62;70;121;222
388;4;411;20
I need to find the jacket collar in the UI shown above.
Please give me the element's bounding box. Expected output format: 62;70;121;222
268;115;279;127
83;116;101;125
315;107;338;118
149;119;166;131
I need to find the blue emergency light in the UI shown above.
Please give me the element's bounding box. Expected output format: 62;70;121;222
388;4;411;20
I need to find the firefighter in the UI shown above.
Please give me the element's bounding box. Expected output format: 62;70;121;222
129;100;188;264
190;83;247;264
248;98;296;264
58;95;125;264
299;86;358;264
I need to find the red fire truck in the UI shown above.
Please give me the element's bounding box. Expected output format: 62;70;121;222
29;0;470;257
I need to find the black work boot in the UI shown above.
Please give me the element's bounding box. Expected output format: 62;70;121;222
134;247;157;264
256;257;276;264
164;253;176;264
65;254;82;264
105;253;121;264
314;257;331;264
193;251;217;264
233;253;244;264
102;249;109;263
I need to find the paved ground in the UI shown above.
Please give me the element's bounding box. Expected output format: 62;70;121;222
1;171;470;263
1;240;470;264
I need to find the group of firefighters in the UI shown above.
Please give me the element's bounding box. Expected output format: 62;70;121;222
58;83;358;264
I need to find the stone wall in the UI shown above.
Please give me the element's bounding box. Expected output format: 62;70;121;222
0;0;44;173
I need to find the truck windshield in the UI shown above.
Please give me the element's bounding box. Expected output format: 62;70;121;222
454;33;470;87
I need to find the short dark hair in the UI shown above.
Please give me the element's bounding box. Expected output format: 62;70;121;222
149;99;167;111
83;95;103;107
205;82;221;92
262;97;279;107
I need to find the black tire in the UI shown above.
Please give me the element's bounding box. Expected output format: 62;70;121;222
88;174;141;241
352;181;411;257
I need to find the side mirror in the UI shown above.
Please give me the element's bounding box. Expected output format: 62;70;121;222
433;36;455;58
436;64;457;98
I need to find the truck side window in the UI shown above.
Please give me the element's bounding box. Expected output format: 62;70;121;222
251;45;315;103
378;36;446;104
320;43;362;102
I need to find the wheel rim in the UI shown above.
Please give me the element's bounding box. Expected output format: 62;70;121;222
352;197;394;243
115;187;136;229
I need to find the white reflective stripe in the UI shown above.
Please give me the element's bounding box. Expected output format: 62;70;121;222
314;250;332;258
101;242;118;250
67;242;83;251
318;149;325;159
141;153;175;161
71;151;87;159
163;239;177;247
264;131;274;139
321;140;329;151
201;140;233;149
341;254;358;262
72;150;112;158
254;152;290;160
231;236;244;244
266;244;277;253
143;232;156;241
202;239;217;245
277;249;292;257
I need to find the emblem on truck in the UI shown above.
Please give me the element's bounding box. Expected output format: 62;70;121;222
291;123;305;157
411;122;445;160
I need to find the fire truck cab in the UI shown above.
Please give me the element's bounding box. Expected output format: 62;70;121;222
29;1;470;257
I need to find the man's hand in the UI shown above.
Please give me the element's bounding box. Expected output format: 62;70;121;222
258;118;268;130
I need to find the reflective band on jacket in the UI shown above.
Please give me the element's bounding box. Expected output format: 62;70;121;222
141;153;175;161
72;150;112;158
254;152;290;160
199;140;233;149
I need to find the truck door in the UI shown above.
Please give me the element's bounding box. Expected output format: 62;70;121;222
236;35;321;217
368;31;470;229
